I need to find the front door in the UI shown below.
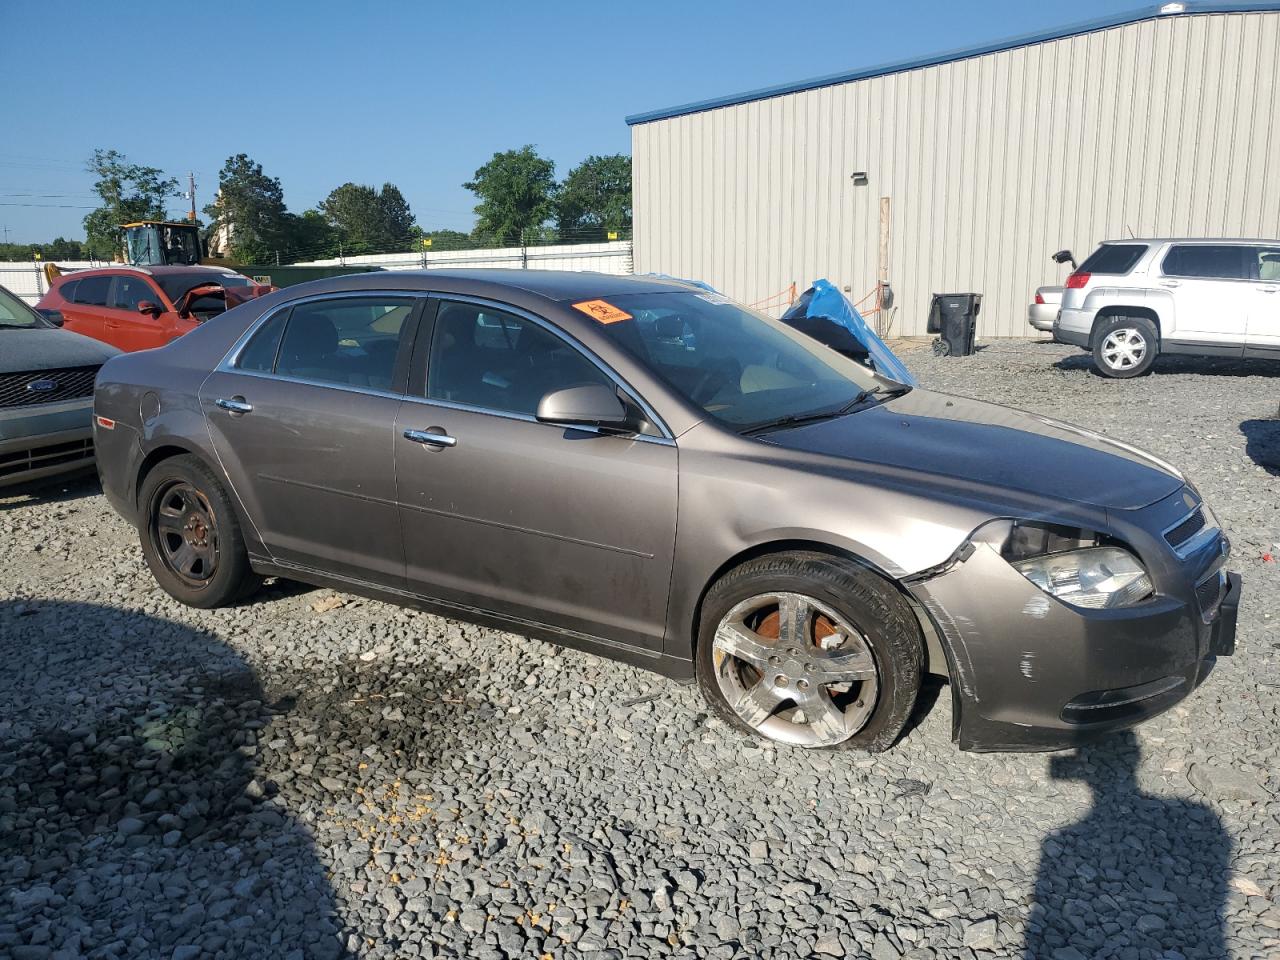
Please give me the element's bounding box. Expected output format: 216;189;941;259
105;274;169;350
394;298;678;651
1158;244;1250;347
198;294;423;586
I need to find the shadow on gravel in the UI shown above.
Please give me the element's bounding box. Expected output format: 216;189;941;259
1054;352;1280;378
0;600;348;959
1240;419;1280;476
1023;731;1228;959
0;471;101;512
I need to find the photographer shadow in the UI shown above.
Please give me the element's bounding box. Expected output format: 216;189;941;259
1024;731;1229;959
0;599;348;959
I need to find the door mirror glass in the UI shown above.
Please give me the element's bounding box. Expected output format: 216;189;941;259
137;300;160;316
536;384;630;428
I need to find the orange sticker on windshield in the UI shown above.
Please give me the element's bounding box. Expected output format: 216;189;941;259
572;299;633;324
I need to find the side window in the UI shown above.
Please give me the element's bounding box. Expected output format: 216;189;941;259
112;275;162;311
57;279;78;303
426;302;614;418
73;275;111;306
1161;245;1248;280
1252;247;1280;282
274;297;414;390
236;309;289;373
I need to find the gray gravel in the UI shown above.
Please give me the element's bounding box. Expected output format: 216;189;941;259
2;337;1278;960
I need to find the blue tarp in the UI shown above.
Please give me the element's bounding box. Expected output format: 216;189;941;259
795;279;917;386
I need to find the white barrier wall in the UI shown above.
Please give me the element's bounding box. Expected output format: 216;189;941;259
1;241;634;304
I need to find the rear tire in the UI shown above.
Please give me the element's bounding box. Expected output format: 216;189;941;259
1092;316;1158;378
695;552;922;752
138;454;260;608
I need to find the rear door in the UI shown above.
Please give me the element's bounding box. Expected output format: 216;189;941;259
1245;245;1280;355
105;274;170;350
1158;244;1250;347
199;294;423;586
59;274;111;343
393;296;679;652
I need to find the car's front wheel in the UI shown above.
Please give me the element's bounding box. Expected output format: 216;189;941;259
696;552;922;751
138;454;260;608
1092;315;1158;378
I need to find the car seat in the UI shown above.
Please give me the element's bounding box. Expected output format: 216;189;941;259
1259;253;1280;282
278;311;341;381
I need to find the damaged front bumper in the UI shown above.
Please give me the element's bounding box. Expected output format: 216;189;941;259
908;537;1239;753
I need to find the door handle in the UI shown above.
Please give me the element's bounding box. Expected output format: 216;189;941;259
1159;280;1181;288
1258;286;1278;294
404;428;457;448
215;397;253;414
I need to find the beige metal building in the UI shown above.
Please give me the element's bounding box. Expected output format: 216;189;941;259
628;2;1280;337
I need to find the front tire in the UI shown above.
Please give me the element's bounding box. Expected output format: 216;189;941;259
138;454;260;608
695;552;922;752
1092;316;1158;378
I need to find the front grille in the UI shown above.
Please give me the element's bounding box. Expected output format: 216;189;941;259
0;437;95;479
1196;571;1226;622
0;366;99;408
1165;508;1206;549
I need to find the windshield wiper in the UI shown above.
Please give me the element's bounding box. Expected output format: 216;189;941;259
741;383;912;437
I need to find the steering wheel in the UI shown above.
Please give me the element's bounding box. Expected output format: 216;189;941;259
690;358;740;405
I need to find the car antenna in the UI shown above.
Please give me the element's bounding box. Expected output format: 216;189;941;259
1126;225;1135;239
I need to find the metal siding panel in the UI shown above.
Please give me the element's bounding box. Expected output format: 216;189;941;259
630;11;1280;337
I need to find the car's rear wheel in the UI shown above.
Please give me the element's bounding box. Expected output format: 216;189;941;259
138;454;260;608
695;552;922;751
1093;316;1158;378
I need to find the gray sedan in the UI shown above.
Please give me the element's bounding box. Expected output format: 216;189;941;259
93;271;1238;752
1;283;117;488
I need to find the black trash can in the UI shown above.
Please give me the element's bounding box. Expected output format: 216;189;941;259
927;293;982;357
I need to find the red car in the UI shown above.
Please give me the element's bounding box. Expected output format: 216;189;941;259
35;266;274;353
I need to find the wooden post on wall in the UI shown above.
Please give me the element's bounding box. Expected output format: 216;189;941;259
877;197;890;337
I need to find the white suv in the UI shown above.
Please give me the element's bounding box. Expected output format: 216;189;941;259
1053;238;1280;377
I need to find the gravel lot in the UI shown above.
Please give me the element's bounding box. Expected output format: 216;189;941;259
2;338;1278;960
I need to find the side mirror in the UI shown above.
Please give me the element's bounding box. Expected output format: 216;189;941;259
536;384;631;429
137;300;161;316
37;309;63;327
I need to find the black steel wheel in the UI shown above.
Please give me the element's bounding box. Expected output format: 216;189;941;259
139;454;260;608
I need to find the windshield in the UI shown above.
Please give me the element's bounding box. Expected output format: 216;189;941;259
591;290;888;430
0;285;47;329
155;272;241;303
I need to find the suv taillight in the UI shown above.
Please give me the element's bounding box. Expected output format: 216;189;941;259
1034;292;1045;305
1065;272;1091;289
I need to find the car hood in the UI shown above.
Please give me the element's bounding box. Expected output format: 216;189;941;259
0;327;119;374
763;389;1184;511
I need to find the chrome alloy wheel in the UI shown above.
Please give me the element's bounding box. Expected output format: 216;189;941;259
712;592;880;748
1100;328;1148;371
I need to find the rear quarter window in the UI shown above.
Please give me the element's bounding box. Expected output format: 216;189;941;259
1078;244;1148;275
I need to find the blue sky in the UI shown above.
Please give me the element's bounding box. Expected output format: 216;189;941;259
1;0;1144;244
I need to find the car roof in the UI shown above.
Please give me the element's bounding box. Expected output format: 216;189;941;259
1099;238;1279;246
266;269;698;303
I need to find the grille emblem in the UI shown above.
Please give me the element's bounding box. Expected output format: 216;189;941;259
25;378;58;393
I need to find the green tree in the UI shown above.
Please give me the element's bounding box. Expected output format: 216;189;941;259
319;181;417;254
555;154;632;240
82;149;178;260
280;209;339;261
463;145;555;246
204;154;290;263
419;228;473;251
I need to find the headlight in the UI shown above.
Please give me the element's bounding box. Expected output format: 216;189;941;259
1012;546;1152;609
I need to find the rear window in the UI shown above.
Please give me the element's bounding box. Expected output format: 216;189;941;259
1161;244;1249;280
1078;244;1148;275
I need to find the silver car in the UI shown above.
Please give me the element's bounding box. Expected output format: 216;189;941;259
1055;238;1280;376
93;271;1239;753
1028;286;1061;332
0;283;117;488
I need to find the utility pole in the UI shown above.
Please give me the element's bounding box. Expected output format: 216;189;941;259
1;225;9;244
184;172;197;221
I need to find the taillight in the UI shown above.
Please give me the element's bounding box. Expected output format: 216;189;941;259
1065;272;1091;289
1034;292;1045;305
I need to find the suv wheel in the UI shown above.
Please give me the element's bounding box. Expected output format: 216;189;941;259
695;552;922;752
1093;316;1158;378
